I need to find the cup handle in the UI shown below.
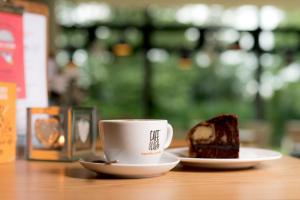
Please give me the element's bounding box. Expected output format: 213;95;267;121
163;123;173;149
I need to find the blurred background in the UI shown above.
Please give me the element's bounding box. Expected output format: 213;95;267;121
39;0;300;155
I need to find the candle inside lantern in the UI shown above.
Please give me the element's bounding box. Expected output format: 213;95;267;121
58;135;65;147
27;106;97;161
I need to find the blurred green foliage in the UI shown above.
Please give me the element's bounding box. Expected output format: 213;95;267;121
55;3;300;146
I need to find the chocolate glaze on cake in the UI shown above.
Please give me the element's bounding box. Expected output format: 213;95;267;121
188;114;239;158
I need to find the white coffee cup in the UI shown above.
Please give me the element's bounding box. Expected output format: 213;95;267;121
99;119;173;164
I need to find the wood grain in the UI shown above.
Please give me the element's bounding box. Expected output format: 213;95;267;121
1;142;300;200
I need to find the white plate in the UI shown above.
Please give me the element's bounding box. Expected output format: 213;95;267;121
79;152;180;178
167;147;282;169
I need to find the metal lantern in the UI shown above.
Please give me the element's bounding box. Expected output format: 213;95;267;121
26;106;97;161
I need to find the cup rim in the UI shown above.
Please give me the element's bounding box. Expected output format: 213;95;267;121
99;119;168;124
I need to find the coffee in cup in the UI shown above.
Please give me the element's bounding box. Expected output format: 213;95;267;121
99;119;173;164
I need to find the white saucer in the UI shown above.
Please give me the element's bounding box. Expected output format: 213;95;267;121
167;147;282;169
79;152;180;178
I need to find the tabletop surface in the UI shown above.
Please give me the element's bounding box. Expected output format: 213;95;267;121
1;143;300;200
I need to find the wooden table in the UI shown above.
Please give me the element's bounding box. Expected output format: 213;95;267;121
1;145;300;199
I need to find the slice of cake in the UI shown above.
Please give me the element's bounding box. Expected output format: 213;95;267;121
188;114;239;158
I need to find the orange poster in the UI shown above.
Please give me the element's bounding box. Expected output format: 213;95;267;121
0;12;25;99
0;82;16;163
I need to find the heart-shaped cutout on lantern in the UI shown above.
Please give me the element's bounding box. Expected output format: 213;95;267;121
77;118;90;143
35;118;61;148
